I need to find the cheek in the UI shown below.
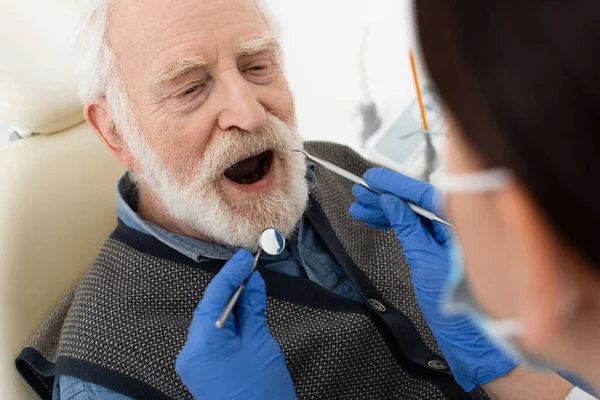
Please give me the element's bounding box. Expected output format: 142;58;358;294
140;94;216;150
260;80;295;125
143;110;214;178
450;196;523;319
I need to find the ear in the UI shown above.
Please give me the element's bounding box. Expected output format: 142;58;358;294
84;101;136;170
498;183;564;353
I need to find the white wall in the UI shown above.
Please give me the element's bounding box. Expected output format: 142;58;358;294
268;0;422;151
0;122;12;146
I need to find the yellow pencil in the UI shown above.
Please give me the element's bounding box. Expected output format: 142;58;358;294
409;50;429;131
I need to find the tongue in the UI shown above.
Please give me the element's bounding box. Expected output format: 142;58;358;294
224;153;264;181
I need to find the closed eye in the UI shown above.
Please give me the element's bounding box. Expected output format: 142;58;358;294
241;59;276;84
180;85;201;97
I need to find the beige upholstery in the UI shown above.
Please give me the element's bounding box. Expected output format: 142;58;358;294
0;0;125;398
0;127;125;398
0;0;86;134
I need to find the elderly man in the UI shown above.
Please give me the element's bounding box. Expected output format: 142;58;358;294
15;0;485;399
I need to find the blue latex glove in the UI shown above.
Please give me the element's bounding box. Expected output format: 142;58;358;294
348;168;518;392
176;250;296;400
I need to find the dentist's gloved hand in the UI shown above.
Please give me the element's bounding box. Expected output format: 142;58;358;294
349;168;518;392
176;250;296;400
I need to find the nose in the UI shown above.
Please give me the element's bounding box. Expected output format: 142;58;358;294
217;71;266;133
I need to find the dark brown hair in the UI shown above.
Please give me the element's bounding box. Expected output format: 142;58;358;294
415;0;600;269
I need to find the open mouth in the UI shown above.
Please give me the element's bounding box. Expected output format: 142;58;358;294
224;150;274;185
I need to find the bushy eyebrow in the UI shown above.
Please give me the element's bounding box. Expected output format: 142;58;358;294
150;55;208;85
237;36;280;57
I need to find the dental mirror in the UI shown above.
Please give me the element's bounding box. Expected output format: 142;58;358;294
259;228;285;256
216;228;286;328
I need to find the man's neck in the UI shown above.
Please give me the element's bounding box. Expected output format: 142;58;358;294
136;183;214;244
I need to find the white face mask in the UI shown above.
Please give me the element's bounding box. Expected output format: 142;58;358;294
435;168;552;369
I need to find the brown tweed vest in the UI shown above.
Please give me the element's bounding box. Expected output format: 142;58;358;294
17;142;481;399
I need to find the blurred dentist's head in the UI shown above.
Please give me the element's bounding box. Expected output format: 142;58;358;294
416;0;600;381
76;0;308;250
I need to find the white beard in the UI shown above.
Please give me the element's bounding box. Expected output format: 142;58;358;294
126;113;309;251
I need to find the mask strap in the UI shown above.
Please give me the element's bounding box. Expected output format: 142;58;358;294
436;168;513;193
483;319;524;338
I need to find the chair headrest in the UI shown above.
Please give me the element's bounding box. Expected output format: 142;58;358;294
0;0;86;134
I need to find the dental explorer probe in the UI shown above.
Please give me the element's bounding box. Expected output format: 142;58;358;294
293;149;452;227
215;251;261;329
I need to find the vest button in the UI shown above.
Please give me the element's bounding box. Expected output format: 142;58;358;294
368;299;386;313
428;360;449;370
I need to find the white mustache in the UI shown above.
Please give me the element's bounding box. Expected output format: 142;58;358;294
198;114;299;180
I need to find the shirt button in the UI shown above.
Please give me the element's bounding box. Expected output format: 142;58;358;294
368;299;387;313
428;360;449;371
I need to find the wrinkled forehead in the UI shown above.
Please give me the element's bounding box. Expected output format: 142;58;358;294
107;0;271;85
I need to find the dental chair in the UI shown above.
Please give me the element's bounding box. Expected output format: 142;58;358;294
0;1;125;398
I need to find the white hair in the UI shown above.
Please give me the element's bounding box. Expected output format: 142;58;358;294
74;0;279;135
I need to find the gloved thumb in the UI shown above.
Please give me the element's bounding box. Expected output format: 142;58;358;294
379;194;432;246
237;271;269;336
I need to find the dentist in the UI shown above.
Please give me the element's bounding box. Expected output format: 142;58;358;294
175;0;600;399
